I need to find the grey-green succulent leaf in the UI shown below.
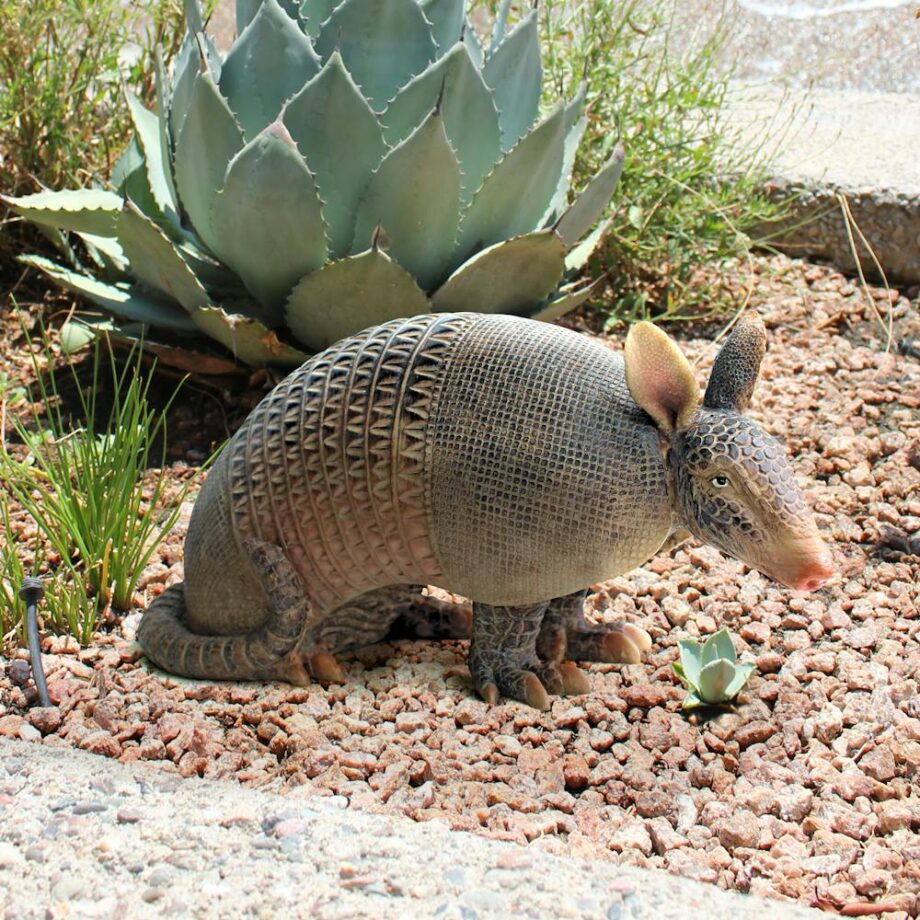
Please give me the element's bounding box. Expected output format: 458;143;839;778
154;49;180;209
702;627;737;667
565;216;613;272
353;109;461;290
211;121;328;318
77;233;129;278
531;276;603;323
285;248;430;351
556;144;625;248
315;0;438;112
238;0;305;34
725;662;756;699
19;255;198;331
698;658;735;702
482;9;541;152
432;230;566;314
489;0;513;53
677;637;704;688
461;17;483;66
382;43;501;204
283;52;387;259
220;0;321;140
421;0;464;53
125;91;179;228
2;189;123;237
168;35;199;143
544;84;588;225
192;306;308;367
115;204;212;313
173;66;244;254
454;103;566;258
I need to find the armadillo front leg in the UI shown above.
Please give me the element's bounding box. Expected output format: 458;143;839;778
469;601;565;710
538;590;652;666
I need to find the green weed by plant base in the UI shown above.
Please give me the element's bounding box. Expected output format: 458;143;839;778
0;0;189;267
540;0;787;321
0;494;97;646
1;328;206;639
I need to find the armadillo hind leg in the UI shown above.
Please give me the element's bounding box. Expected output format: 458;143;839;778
137;538;313;685
539;590;652;666
386;589;472;641
470;600;577;711
310;585;471;658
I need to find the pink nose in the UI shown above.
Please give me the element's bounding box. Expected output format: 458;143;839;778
791;552;835;592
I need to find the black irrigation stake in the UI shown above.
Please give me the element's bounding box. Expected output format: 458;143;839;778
19;576;51;708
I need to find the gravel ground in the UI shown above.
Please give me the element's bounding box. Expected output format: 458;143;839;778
1;255;918;916
0;737;828;919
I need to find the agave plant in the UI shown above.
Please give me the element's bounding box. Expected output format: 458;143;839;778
3;0;624;369
672;628;756;711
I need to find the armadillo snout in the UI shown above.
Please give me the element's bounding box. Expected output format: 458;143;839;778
776;547;836;593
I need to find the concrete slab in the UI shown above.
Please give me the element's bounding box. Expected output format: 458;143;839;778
727;85;920;282
0;738;826;919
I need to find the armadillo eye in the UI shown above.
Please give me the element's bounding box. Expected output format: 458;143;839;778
711;475;730;489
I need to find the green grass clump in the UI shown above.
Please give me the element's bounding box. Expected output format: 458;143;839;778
1;329;205;645
0;0;187;268
540;0;786;322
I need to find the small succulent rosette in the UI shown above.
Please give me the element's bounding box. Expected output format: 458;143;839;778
672;627;755;711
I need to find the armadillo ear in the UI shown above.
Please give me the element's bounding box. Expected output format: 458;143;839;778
624;321;699;432
703;312;767;412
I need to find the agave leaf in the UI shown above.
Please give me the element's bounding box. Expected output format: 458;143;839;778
421;0;464;53
283;53;387;259
168;34;202;144
432;230;565;315
699;659;735;702
154;49;179;207
544;85;588;225
565;215;613;272
461;17;483;67
489;0;513;53
116;204;212;314
382;44;501;204
220;0;321;140
211;122;328;317
2;189;122;237
454;104;566;259
299;0;340;36
531;275;604;323
315;0;438;112
702;627;736;667
285;249;430;351
556;144;625;248
125;91;179;229
19;255;198;331
237;0;304;32
60;319;104;354
174;67;244;254
192;306;307;367
77;233;128;278
482;10;540;152
353;110;460;291
677;638;704;689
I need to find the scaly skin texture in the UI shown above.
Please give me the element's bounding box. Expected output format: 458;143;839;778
138;311;833;707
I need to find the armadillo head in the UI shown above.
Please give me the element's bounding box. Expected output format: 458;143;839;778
624;312;834;593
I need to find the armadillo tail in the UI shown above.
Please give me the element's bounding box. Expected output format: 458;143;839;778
137;541;313;684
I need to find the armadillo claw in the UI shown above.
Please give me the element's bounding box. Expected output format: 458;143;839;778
557;661;591;696
621;622;652;652
522;672;550;711
307;651;346;684
601;632;642;664
273;652;312;687
479;682;500;705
